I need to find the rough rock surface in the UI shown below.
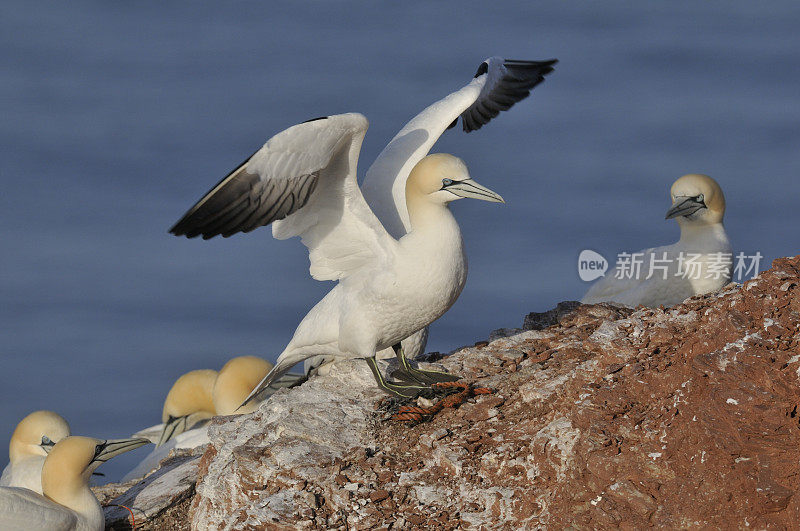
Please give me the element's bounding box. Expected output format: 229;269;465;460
95;452;200;530
104;256;800;529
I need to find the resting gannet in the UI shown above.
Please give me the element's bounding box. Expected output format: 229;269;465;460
1;411;70;494
141;357;286;446
0;436;149;531
170;112;505;401
154;369;217;447
124;356;287;481
171;58;556;400
582;174;732;308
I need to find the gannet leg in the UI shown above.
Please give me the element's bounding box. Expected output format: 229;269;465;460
391;344;460;385
364;356;432;399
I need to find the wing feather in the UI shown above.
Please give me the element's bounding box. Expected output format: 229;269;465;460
460;58;557;132
171;116;348;239
171;113;395;281
362;56;556;237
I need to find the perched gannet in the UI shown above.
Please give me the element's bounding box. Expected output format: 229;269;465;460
171;57;556;398
582;174;732;308
170;113;506;401
1;411;70;494
358;57;556;368
0;436;149;531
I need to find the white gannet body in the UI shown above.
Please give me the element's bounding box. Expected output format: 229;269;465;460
0;411;70;494
0;436;149;531
171;58;556;394
582;174;732;308
170;113;506;401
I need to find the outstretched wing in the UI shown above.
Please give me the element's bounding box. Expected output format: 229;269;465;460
170;113;396;281
460;58;557;133
362;57;557;237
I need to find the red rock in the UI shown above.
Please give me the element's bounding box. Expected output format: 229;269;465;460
109;256;800;529
369;489;390;503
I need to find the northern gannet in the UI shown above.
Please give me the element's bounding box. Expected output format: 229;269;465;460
300;58;557;377
1;411;70;494
124;369;216;481
0;436;149;531
171;58;556;398
582;174;732;308
155;369;218;447
124;356;282;481
170;112;506;401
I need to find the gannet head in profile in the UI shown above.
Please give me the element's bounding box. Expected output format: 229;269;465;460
40;436;149;523
665;174;725;228
157;369;217;446
9;411;70;462
213;356;273;416
405;153;504;209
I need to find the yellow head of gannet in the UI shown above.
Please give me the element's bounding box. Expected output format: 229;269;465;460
43;436;149;501
666;174;725;227
157;369;217;447
405;153;504;209
213;356;273;415
1;410;71;493
8;410;70;463
30;436;148;529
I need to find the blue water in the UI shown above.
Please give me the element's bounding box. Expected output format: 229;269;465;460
2;1;798;482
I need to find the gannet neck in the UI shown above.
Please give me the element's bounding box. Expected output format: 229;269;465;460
213;356;273;416
405;191;456;232
9;411;70;463
678;220;729;247
40;438;94;511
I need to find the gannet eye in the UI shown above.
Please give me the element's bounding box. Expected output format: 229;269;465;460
696;193;705;204
40;435;52;446
441;178;454;188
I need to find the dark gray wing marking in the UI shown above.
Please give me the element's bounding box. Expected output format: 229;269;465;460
460;58;557;133
169;152;319;240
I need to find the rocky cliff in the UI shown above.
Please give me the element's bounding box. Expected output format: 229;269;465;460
97;255;800;529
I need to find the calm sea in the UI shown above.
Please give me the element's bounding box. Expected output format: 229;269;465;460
2;1;798;480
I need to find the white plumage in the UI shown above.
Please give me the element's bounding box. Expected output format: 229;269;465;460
582;174;732;308
170;58;556;396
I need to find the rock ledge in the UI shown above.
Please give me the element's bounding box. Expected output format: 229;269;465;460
102;256;800;529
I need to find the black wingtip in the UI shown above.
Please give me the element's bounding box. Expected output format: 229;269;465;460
302;116;328;124
473;61;489;78
460;57;558;134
